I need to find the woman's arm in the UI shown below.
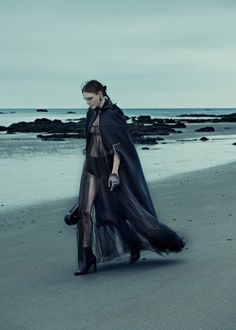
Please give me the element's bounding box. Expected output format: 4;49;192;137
111;151;120;175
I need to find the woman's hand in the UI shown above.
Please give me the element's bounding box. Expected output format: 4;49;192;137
108;173;120;191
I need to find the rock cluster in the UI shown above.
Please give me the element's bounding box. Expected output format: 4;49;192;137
1;112;236;145
2;115;183;144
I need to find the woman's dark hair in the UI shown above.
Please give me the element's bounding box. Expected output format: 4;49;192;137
81;80;112;102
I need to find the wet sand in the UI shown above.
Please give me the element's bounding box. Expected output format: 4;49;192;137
0;161;236;329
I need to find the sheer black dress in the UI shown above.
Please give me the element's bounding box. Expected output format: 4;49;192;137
76;100;185;271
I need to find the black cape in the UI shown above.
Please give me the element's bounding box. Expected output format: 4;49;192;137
76;99;185;268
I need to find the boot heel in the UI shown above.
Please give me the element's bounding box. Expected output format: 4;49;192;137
74;247;97;276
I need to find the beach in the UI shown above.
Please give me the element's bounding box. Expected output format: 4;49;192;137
0;160;236;330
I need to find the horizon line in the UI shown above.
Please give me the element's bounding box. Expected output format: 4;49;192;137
1;107;236;110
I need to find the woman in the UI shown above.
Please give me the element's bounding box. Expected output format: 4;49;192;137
73;80;185;276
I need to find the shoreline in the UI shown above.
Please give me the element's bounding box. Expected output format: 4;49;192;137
1;158;236;219
1;144;236;213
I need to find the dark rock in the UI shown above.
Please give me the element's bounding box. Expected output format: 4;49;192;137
152;124;177;135
136;115;152;123
180;113;216;117
141;147;150;150
195;126;215;132
51;138;66;141
199;136;209;141
37;133;81;140
177;139;198;142
170;122;187;128
0;126;7;131
37;109;48;112
7;118;86;136
154;118;166;124
220;113;236;122
129;122;176;136
34;118;51;123
232;143;236;145
181;119;213;123
67;111;76;114
132;136;158;144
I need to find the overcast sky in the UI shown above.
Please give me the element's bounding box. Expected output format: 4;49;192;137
1;0;236;108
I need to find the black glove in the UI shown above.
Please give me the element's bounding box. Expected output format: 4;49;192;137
108;173;120;191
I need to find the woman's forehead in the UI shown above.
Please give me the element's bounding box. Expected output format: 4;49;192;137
82;92;97;99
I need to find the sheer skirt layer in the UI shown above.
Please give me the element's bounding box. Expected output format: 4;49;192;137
76;165;185;269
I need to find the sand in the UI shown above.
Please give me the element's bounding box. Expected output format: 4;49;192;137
0;161;236;330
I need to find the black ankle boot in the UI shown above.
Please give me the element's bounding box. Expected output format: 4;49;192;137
74;246;97;276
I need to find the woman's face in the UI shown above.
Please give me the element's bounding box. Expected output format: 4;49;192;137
82;92;102;109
